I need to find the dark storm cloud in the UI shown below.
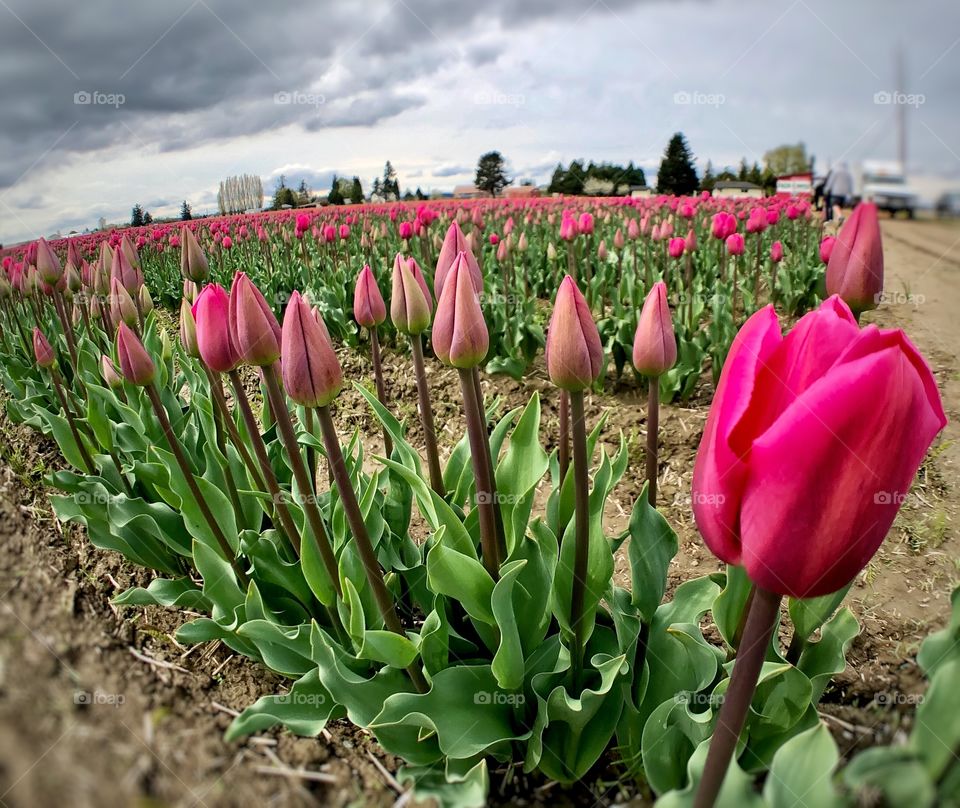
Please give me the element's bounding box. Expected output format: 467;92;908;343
0;0;658;191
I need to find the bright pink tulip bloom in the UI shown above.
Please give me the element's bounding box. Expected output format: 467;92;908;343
33;328;55;368
229;272;281;366
725;233;745;256
770;241;784;262
353;265;387;328
668;237;685;259
281;291;342;407
692;296;946;597
432;252;489;369
116;322;156;386
193;284;240;372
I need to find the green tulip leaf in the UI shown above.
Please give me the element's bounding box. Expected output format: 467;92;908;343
627;482;679;623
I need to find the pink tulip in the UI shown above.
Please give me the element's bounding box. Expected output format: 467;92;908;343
432;252;489;369
692;296;946;597
632;281;676;377
100;355;123;389
116;322;156;386
770;241;784;263
180;227;209;282
725;233;745;256
35;238;62;285
685;228;698;253
560;215;578;242
229;272;281;366
597;239;608;261
281;291;342;407
33;328;55;368
339;224;350;240
390;253;432;335
398;221;414;240
193;284;240;372
819;236;836;265
435;221;483;298
353;265;387;328
826;202;883;315
668;237;685;259
180;299;199;358
627;219;640;240
578;212;594;235
546;276;603;391
221;235;233;250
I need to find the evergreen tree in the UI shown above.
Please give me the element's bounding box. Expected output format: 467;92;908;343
700;161;717;193
180;200;192;221
475;151;511;196
350;176;364;204
656;133;698;195
297;179;311;205
131;204;145;227
327;174;344;205
143;211;153;225
371;178;383;200
382;161;400;200
415;186;425;200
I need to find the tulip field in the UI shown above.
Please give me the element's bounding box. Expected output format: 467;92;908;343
0;196;956;807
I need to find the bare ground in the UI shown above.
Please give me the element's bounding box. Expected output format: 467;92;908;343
0;217;957;806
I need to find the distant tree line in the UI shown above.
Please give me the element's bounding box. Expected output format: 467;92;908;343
548;160;647;196
217;174;264;214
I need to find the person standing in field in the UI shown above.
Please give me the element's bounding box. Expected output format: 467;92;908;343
824;162;853;224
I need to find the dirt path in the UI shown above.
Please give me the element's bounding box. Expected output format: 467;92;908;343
0;217;957;807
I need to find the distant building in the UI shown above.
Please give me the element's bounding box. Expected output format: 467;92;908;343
503;186;540;199
452;184;489;199
630;185;652;198
713;181;763;199
776;173;813;196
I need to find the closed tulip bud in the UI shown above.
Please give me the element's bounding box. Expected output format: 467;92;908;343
66;239;82;271
193;283;239;371
435;221;483;297
339;224;350;240
180;299;200;358
116;322;156;386
632;281;677;377
496;239;508;262
517;231;529;252
685;228;698;253
433;252;489;369
100;355;123;389
725;233;745;256
819;236;836;265
111;246;143;293
281;291;343;407
110;277;138;326
390;253;432;335
767;208;780;226
120;234;141;270
547;242;558;260
221;235;233;250
229;272;281;366
692;297;946;597
668;237;685;259
613;228;625;250
546;276;603;391
560;215;578;242
597;239;608;261
160;328;173;361
770;241;784;262
35;238;62;285
64;263;82;293
746;207;767;234
139;286;154;316
33;328;55;368
398;221;414;240
353;264;387;328
489;233;500;246
180;227;209;282
183;279;199;304
786;204;799;220
578;212;594;235
826;202;883;315
627;218;641;240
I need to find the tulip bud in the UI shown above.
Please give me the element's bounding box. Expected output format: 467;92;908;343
229;272;281;366
110;277;138;327
100;355;123;389
33;328;55;368
64;263;82;293
725;233;745;256
546;276;603;391
115;322;156;386
192;284;238;371
613;228;625;250
819;236;836;265
390;253;432;335
120;234;141;270
433;252;489;369
632;281;677;377
35;238;62;285
353;264;387;328
180;227;210;282
597;239;608;261
180;299;200;358
517;231;529;253
684;228;698;253
578;212;594;235
826;202;883;315
281;291;343;407
668;237;685;259
139;286;154;316
627;219;640;240
111;245;143;293
547;242;557;260
435;222;482;298
770;241;784;263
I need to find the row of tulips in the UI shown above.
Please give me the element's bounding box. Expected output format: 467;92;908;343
0;198;949;807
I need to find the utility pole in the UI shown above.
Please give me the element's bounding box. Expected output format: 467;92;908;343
896;45;907;169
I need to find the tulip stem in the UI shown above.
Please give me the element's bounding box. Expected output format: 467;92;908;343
369;327;393;457
569;391;591;680
694;586;782;808
206;369;267;493
49;370;95;475
459;369;501;578
558;390;570;485
52;291;79;370
260;363;342;600
145;383;249;588
646;376;660;507
316;405;429;694
226;370;303;558
472;366;506;560
409;335;445;497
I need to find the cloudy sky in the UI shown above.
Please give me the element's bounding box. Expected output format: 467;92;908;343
0;0;958;244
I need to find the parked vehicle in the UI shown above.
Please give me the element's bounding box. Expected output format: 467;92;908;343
853;160;917;218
